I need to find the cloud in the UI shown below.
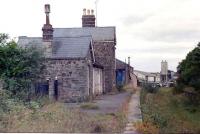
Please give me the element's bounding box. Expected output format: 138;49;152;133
132;21;200;43
119;45;193;54
119;0;200;43
120;14;153;26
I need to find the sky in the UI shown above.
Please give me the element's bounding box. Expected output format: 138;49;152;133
0;0;199;72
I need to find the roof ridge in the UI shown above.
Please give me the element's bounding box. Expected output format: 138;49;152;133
54;26;115;29
53;36;92;39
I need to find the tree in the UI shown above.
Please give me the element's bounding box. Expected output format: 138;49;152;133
0;34;45;100
177;43;200;92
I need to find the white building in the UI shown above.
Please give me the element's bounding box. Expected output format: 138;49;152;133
134;70;160;84
161;60;168;83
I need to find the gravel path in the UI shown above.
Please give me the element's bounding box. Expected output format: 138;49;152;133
124;89;142;134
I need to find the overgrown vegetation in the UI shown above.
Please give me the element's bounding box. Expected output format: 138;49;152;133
0;100;124;133
140;87;200;133
0;33;44;100
142;83;159;93
0;33;47;132
176;43;200;95
0;90;128;133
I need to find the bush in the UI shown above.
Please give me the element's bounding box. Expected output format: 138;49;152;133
173;83;185;94
0;33;45;101
150;113;168;128
177;43;200;94
142;83;159;93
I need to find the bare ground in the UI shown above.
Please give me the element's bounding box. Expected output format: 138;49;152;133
66;91;132;114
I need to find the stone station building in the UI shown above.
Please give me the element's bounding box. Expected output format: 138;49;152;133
18;4;116;102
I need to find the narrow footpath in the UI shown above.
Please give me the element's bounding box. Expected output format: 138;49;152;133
124;89;142;134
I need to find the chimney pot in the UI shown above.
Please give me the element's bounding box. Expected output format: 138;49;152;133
82;9;96;27
87;9;90;15
83;8;86;15
45;4;50;13
91;9;94;15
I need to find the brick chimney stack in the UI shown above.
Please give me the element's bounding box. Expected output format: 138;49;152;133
82;9;96;27
42;4;53;41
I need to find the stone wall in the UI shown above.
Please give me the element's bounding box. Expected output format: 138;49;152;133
42;59;90;102
93;41;116;92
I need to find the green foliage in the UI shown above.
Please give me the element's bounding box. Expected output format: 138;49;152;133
150;113;168;128
0;33;9;44
177;43;200;92
0;33;45;100
142;83;159;93
141;88;200;133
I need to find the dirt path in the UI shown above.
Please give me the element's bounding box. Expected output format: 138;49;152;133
82;92;131;114
65;92;131;115
124;89;142;134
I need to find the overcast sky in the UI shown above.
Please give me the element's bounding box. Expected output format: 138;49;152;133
0;0;199;72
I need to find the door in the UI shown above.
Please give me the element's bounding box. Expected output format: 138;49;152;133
54;80;58;100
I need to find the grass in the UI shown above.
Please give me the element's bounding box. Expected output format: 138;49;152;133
139;87;200;134
80;103;99;110
0;92;131;133
0;101;127;133
0;83;133;133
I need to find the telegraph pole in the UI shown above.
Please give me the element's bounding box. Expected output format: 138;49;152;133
95;0;99;27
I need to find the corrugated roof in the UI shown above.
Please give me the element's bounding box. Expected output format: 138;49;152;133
53;27;115;41
18;36;92;58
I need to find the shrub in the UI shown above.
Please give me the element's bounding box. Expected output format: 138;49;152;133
0;33;45;101
173;83;185;94
177;43;200;94
150;113;168;128
142;83;159;93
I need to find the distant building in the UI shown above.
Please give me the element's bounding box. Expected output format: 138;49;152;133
134;70;160;86
160;60;176;83
160;60;168;83
116;58;137;88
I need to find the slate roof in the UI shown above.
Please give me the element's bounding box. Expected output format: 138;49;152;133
18;36;92;58
18;26;115;59
18;37;43;48
52;36;92;58
116;59;128;69
53;27;115;41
